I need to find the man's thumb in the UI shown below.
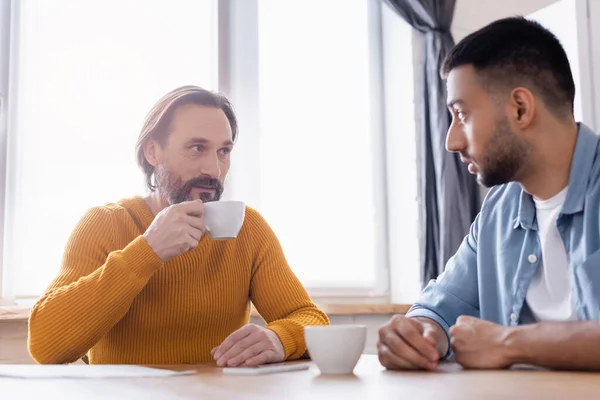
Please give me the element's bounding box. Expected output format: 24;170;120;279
422;324;437;345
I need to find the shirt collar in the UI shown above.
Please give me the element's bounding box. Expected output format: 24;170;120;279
513;123;598;230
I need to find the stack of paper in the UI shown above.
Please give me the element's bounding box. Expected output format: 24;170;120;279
0;365;195;379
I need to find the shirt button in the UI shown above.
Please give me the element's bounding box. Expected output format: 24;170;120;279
510;313;518;322
528;254;537;263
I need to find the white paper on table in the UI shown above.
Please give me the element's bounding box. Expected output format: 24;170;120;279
0;365;196;379
222;363;311;375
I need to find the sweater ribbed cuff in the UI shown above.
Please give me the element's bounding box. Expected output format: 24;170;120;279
120;235;164;288
265;323;301;360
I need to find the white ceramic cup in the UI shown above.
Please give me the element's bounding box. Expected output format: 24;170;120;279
203;201;245;240
304;325;367;374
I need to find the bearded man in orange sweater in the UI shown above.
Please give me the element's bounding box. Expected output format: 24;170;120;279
28;85;329;366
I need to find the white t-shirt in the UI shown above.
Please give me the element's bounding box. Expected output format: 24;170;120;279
525;186;578;322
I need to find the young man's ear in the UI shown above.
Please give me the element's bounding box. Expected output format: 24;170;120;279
509;87;536;127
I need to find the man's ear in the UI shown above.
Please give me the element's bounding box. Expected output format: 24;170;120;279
508;87;536;128
143;139;160;168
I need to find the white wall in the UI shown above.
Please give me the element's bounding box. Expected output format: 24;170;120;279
452;0;560;42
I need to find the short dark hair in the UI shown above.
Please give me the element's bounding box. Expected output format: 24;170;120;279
441;17;575;116
135;85;238;191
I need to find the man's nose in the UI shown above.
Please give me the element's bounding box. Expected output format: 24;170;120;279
199;153;221;179
446;120;466;154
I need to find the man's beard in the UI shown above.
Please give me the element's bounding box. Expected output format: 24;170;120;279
474;117;530;187
155;165;224;204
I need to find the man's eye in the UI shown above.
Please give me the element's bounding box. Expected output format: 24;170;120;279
218;148;231;157
457;111;466;120
191;145;204;152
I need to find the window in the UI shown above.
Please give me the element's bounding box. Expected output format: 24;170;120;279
2;0;217;298
381;1;421;303
0;0;419;304
256;0;380;289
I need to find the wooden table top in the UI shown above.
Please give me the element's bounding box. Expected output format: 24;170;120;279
2;355;599;399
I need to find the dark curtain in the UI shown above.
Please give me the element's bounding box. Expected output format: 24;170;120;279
385;0;480;286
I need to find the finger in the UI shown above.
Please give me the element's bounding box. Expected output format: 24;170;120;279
214;326;255;360
179;199;205;217
451;338;465;357
449;325;458;336
456;315;475;325
395;319;439;362
225;341;267;367
380;330;436;370
450;335;457;348
377;342;419;370
217;331;264;367
211;347;218;358
217;335;261;367
185;235;200;251
186;226;204;242
449;328;465;349
244;350;277;367
423;324;440;347
183;215;206;231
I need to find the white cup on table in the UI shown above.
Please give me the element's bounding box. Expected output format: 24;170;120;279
304;325;367;375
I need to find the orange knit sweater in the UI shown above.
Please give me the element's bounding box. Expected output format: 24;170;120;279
28;197;329;364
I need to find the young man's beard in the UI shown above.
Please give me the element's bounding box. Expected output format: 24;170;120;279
478;117;530;187
155;165;224;205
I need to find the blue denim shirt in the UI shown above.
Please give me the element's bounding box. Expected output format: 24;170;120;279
407;123;600;356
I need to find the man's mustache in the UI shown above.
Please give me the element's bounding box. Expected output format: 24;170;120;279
185;176;222;190
174;176;224;203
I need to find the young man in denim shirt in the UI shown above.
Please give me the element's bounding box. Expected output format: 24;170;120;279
379;17;600;371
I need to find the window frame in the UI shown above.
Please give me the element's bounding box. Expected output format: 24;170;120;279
0;0;16;304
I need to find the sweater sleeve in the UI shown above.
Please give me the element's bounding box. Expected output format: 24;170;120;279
246;209;330;360
28;206;164;364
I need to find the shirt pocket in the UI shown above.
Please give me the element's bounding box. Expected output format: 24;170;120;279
573;249;600;319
